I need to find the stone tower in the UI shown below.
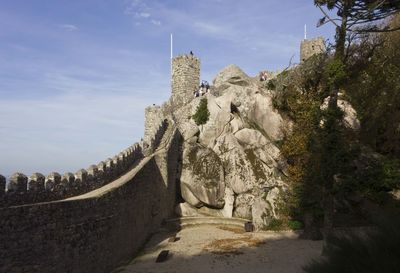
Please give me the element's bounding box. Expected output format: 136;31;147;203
171;54;200;107
300;37;325;62
144;104;163;143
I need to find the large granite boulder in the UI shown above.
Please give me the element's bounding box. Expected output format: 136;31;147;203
180;143;225;208
321;97;361;130
172;64;291;230
213;64;251;88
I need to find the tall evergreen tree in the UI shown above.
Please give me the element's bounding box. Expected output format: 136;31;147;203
314;0;400;242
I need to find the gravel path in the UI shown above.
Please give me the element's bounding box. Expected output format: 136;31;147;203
114;225;322;273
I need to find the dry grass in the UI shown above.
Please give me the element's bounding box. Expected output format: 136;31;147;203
217;226;246;234
203;235;266;255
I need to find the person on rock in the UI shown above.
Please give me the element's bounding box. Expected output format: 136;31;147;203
199;82;205;96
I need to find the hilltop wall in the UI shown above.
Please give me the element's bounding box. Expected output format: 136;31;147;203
0;123;182;273
0;119;171;207
0;144;142;207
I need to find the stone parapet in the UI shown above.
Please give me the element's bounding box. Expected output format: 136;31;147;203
0;143;144;207
0;120;183;273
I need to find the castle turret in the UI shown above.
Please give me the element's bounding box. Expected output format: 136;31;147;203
171;54;200;107
144;104;163;143
300;37;325;62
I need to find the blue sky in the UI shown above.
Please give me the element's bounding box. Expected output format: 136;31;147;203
0;0;335;176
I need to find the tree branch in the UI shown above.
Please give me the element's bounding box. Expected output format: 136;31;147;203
316;4;341;27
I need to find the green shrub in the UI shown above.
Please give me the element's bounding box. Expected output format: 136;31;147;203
192;98;210;125
266;219;284;231
326;58;347;87
288;220;303;230
266;79;276;90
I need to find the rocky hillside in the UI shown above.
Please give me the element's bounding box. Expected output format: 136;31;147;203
172;65;292;230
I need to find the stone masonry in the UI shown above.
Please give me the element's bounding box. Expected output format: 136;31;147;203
144;104;163;143
171;54;200;108
144;54;200;144
0;121;182;273
300;37;325;62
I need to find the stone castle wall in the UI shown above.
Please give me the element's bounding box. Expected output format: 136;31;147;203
0;103;173;208
300;37;325;62
144;104;164;143
0;144;143;207
171;54;200;108
0;106;174;208
0;123;182;273
143;54;200;147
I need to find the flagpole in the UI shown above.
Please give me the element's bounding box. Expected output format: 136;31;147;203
170;33;173;84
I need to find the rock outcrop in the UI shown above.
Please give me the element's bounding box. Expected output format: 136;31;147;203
173;64;290;230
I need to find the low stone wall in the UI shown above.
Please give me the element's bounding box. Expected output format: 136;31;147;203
0;128;182;273
0;144;143;207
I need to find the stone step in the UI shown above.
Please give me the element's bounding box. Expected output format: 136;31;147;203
162;216;251;231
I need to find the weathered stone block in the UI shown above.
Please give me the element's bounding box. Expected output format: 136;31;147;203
87;165;98;177
87;165;99;188
97;161;106;173
45;172;61;191
113;156;122;176
95;162;106;185
118;152;125;164
0;174;5;195
62;172;76;189
8;173;28;193
75;169;88;189
105;158;115;180
28;173;45;192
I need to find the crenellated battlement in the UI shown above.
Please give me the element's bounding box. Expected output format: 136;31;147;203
0;143;144;207
0;119;182;273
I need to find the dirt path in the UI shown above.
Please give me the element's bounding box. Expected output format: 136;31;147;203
114;225;322;273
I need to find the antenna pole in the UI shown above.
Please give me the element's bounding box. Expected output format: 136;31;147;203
304;24;307;40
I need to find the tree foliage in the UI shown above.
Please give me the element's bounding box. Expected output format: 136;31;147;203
192;98;210;126
315;0;400;60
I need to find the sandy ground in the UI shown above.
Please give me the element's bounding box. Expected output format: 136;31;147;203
113;225;322;273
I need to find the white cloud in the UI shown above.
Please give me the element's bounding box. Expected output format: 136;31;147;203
59;24;78;32
138;12;151;18
193;21;227;35
151;19;161;26
124;0;164;27
124;0;147;15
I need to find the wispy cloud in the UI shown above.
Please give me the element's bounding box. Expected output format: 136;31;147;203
193;21;226;35
137;12;151;18
124;0;163;27
59;24;78;32
151;19;161;26
124;0;147;15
